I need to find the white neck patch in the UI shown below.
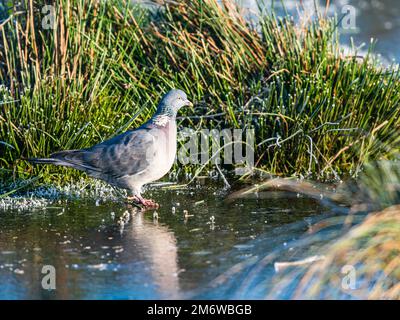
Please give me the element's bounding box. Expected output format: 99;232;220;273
153;114;170;127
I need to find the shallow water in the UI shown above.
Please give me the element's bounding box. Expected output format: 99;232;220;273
0;185;336;299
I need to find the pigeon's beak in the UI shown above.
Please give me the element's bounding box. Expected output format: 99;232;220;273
185;100;193;108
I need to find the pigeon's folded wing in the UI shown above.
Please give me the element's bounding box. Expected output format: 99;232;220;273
50;129;156;179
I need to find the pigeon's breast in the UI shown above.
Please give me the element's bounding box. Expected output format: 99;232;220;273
137;121;177;184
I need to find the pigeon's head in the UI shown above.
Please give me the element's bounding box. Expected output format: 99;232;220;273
158;89;192;115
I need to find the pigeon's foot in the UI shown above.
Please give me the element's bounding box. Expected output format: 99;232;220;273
127;196;159;209
140;198;160;209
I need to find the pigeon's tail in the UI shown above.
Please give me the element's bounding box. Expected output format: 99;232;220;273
27;157;62;165
27;150;100;174
27;150;85;168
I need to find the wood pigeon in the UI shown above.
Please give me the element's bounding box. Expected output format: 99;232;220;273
29;89;192;208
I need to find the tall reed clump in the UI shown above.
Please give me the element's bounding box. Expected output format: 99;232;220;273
0;0;155;184
1;0;400;187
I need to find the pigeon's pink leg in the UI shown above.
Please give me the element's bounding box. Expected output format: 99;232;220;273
127;195;159;209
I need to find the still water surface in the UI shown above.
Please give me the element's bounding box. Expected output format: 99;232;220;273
0;185;335;299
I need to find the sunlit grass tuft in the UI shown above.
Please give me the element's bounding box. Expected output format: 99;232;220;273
0;0;400;188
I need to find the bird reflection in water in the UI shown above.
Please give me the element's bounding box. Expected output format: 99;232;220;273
120;205;182;299
0;205;183;299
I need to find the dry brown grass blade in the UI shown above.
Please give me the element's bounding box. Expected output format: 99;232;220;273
28;0;41;86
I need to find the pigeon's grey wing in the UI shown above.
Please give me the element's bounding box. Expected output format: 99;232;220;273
91;128;157;179
50;128;156;179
